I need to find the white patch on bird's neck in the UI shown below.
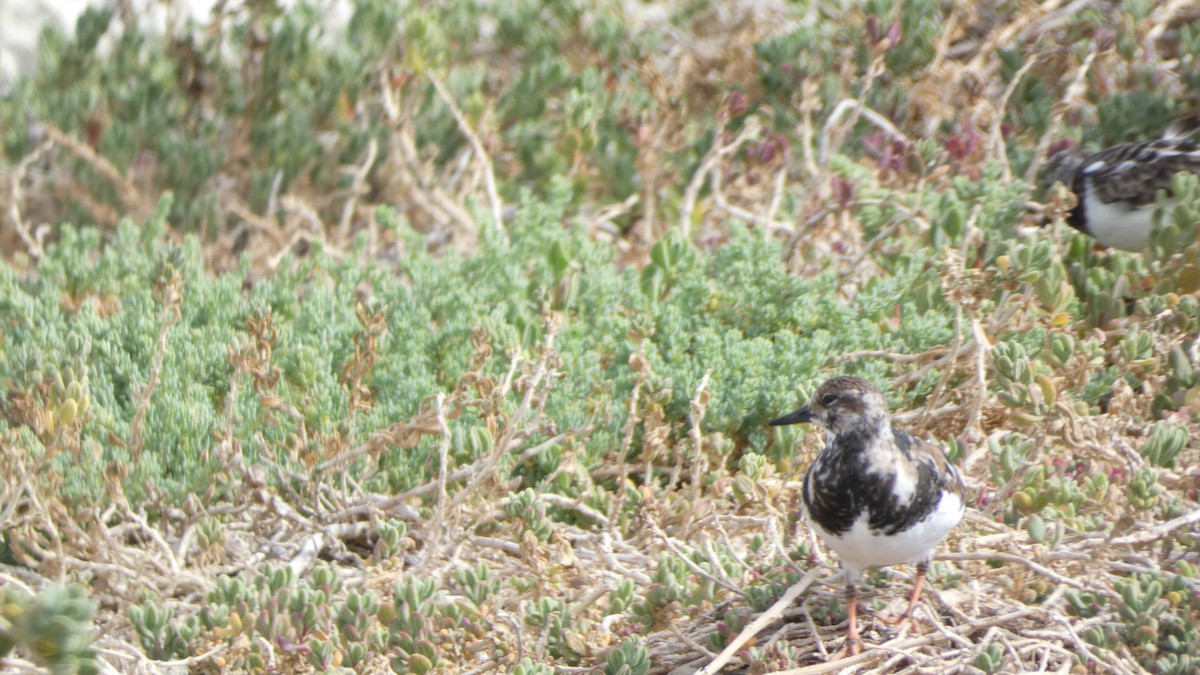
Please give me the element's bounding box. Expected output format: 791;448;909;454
854;421;918;505
1082;187;1157;251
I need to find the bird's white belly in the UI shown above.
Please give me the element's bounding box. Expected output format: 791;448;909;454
814;491;964;572
1083;190;1157;251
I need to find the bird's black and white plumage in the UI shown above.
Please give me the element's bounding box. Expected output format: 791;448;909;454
1041;137;1200;251
770;376;965;656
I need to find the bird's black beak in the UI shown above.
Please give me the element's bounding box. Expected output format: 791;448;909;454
769;405;812;426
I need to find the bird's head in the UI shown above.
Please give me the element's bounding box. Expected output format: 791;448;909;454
769;376;889;436
1039;142;1086;193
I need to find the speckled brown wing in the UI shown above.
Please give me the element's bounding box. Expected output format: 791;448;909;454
912;435;966;503
1089;139;1200;206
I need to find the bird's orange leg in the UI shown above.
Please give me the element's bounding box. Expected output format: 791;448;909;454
877;561;928;626
830;582;864;659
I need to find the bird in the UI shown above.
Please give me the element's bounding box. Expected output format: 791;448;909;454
1040;136;1200;251
769;376;966;657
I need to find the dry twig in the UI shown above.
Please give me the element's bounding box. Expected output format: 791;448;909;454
428;71;505;239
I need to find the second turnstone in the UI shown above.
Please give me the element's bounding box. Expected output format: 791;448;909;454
770;376;966;657
1041;137;1200;251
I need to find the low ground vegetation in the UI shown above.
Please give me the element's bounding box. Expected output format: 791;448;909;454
1;1;1199;673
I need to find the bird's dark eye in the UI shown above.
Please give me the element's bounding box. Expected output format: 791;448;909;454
821;393;837;406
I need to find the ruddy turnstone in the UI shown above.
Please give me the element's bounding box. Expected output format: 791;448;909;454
1041;137;1200;251
770;376;966;656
